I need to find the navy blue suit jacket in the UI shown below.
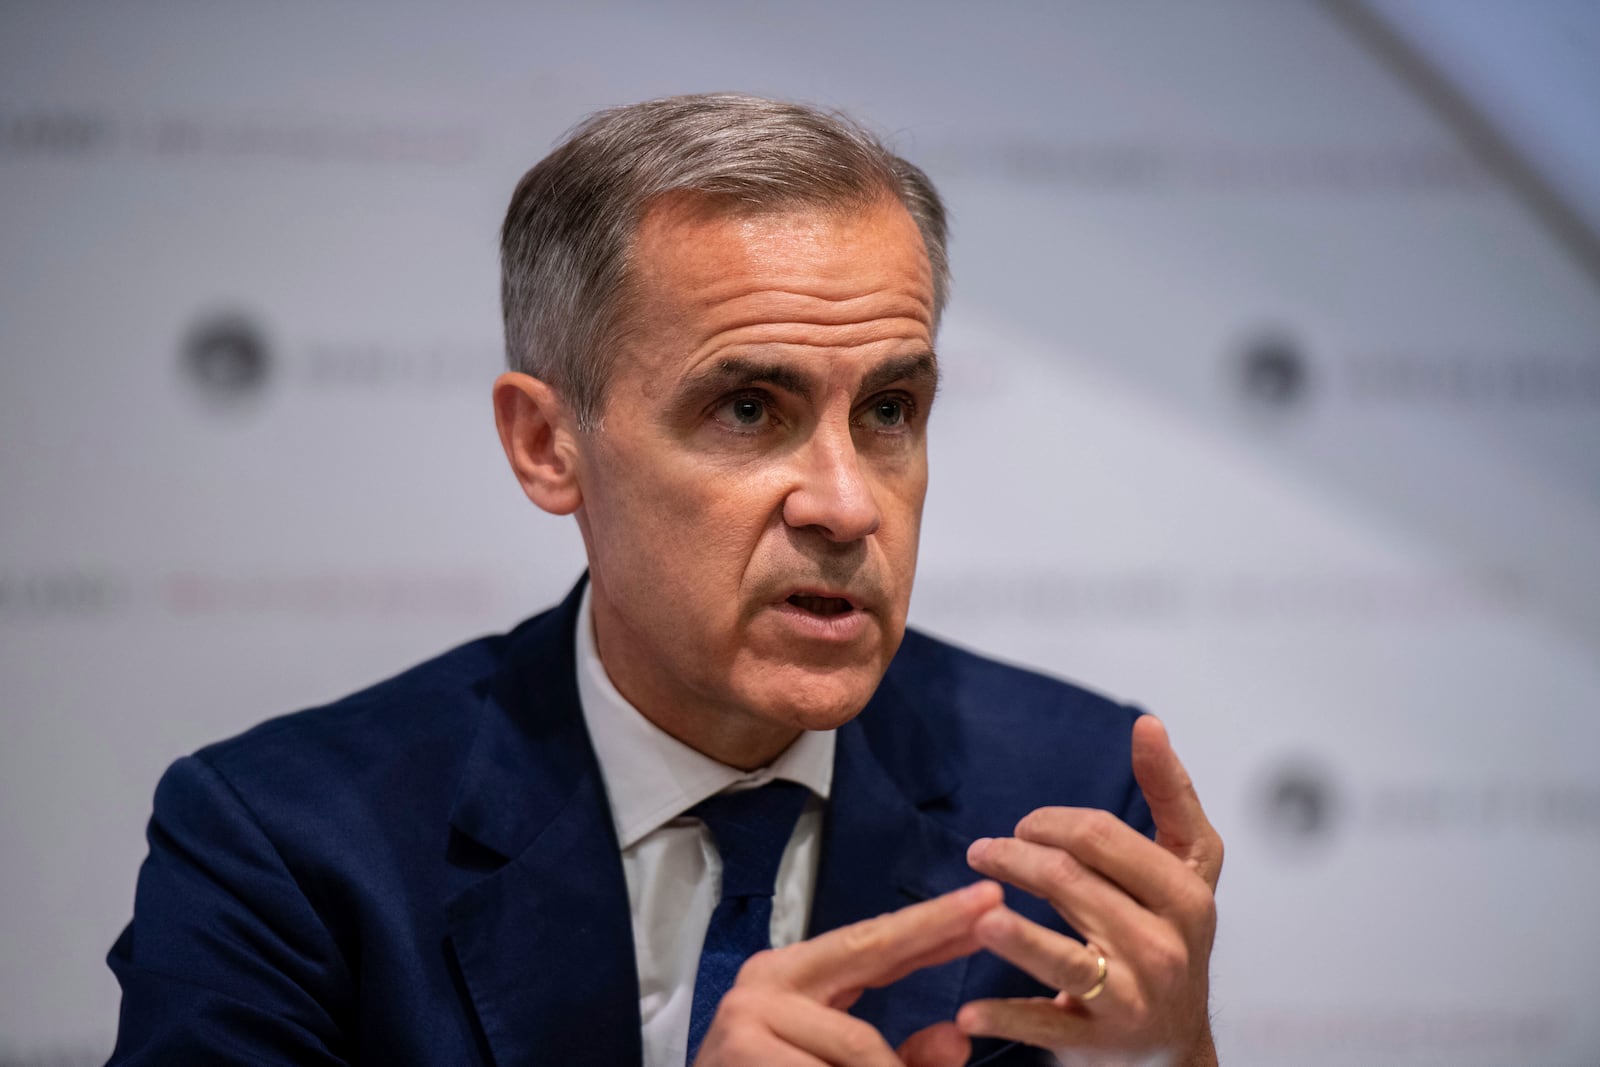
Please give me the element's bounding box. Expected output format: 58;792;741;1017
107;581;1153;1065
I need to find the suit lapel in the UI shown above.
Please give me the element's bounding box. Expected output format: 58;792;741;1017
444;584;642;1066
438;584;1000;1063
809;668;976;1051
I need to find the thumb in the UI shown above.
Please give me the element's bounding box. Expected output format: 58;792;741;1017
1132;714;1222;889
897;1020;970;1067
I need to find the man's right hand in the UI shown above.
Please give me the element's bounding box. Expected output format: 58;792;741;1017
693;880;1004;1067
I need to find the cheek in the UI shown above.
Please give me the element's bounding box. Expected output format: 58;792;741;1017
876;476;927;616
880;467;928;548
593;457;778;591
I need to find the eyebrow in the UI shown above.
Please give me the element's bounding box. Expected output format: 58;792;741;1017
861;351;940;396
678;350;940;405
685;358;816;401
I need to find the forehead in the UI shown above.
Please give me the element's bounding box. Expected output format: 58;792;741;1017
614;195;937;381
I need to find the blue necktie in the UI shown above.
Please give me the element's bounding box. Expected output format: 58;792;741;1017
684;780;811;1065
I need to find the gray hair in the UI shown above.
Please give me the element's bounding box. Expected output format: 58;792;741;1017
500;92;950;428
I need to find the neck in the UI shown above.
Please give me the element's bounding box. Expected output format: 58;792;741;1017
633;701;801;772
586;588;801;771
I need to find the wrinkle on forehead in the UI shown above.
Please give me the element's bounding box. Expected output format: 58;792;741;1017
690;284;934;325
684;314;934;360
607;196;937;412
631;199;932;310
681;245;933;311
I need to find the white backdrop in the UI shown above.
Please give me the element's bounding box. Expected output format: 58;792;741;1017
3;2;1598;1064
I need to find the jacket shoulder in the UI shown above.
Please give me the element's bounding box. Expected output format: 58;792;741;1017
196;628;510;777
888;625;1141;730
173;602;565;877
878;627;1152;833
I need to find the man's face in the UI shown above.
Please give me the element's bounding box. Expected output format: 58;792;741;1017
573;194;938;763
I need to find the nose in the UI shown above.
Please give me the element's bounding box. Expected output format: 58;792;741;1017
782;425;881;543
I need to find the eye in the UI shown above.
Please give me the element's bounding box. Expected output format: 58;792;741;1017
861;394;914;430
713;393;774;432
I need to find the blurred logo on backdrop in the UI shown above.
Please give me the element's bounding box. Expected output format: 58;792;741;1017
1;107;476;165
177;309;500;403
915;566;1524;627
1223;329;1600;414
181;311;273;408
1254;754;1600;858
0;110;115;156
0;570;129;618
1257;759;1341;852
919;138;1486;194
1236;330;1314;411
1345;349;1600;407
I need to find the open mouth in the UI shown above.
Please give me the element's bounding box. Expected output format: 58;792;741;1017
786;593;856;617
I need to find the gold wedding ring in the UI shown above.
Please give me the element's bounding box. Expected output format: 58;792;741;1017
1078;948;1109;1001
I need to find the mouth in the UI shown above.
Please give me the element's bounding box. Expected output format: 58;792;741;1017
784;592;859;617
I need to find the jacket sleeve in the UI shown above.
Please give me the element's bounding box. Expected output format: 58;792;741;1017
106;754;353;1065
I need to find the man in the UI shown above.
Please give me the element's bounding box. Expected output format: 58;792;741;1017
108;94;1222;1066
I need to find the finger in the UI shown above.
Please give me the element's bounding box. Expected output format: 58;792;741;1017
957;996;1096;1050
816;921;987;1015
762;992;904;1067
777;880;1002;1000
972;905;1106;999
694;1039;830;1067
897;1020;971;1067
1013;807;1202;917
966;836;1139;944
1131;715;1222;887
694;1004;835;1067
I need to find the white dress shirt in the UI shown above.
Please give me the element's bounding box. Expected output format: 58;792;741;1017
574;586;836;1067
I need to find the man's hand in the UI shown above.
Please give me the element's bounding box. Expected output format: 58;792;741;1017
693;880;1004;1067
961;716;1224;1066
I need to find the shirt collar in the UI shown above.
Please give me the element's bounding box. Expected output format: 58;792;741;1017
575;582;835;850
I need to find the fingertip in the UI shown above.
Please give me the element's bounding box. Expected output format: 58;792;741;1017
963;878;1003;908
1132;713;1181;782
1133;713;1168;745
898;1020;971;1067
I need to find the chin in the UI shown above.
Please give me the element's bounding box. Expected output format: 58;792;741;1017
746;664;886;733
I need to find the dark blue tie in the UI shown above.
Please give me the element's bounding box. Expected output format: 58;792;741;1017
684;780;811;1065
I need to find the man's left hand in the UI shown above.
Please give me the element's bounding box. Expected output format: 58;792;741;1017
960;715;1223;1066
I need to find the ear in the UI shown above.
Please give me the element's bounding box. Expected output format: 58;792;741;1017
492;372;584;516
